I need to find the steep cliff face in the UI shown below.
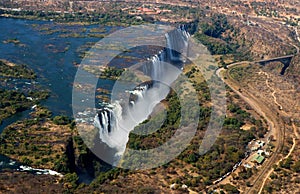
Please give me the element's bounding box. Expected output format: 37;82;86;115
229;17;296;60
65;137;76;173
72;134;113;183
285;56;300;114
287;55;300;82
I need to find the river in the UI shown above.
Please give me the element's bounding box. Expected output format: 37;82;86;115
0;17;187;177
0;17;119;174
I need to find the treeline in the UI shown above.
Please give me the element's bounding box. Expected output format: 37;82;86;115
0;9;147;26
194;14;239;55
0;89;48;125
0;60;48;124
193;13;251;62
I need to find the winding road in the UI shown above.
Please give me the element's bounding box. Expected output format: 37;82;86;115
216;61;286;194
208;25;300;193
257;26;300;194
210;22;300;194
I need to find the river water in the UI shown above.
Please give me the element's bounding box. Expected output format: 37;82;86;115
0;17;184;176
0;17;119;173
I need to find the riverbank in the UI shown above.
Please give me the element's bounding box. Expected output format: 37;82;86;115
0;107;73;171
0;59;49;125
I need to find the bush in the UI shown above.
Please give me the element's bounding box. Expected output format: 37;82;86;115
194;33;233;55
21;156;33;165
63;173;79;191
53;115;71;125
292;160;300;172
222;184;240;194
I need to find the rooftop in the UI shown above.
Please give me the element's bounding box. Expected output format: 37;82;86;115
251;153;265;164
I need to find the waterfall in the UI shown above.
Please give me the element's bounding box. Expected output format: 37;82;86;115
129;84;150;99
143;53;165;81
165;25;190;61
94;102;124;151
93;26;190;159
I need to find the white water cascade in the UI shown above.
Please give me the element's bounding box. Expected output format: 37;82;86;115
165;25;190;61
94;26;190;159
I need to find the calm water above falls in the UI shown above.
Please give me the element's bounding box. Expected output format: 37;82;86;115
0;17;117;173
0;17;116;116
0;18;189;174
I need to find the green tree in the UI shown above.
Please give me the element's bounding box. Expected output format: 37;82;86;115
53;115;71;125
292;160;300;172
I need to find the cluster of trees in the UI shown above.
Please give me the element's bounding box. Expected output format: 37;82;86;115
0;60;36;79
194;14;247;59
62;172;79;193
220;184;240;194
100;67;125;80
127;91;180;150
185;66;199;78
1;9;146;26
52;115;71;125
0;60;48;124
200;14;233;38
0;111;80;177
194;33;234;55
279;156;300;173
263;155;300;192
176;113;255;184
0;89;48;124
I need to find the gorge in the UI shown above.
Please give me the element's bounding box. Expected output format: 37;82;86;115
92;26;191;163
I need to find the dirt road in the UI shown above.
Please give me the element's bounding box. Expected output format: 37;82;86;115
216;64;285;194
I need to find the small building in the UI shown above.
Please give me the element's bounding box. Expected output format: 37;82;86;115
251;145;260;151
250;140;265;151
257;140;265;147
243;163;252;169
182;184;188;189
257;150;264;155
251;154;265;164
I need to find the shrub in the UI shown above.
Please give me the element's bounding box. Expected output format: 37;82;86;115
53;115;71;125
